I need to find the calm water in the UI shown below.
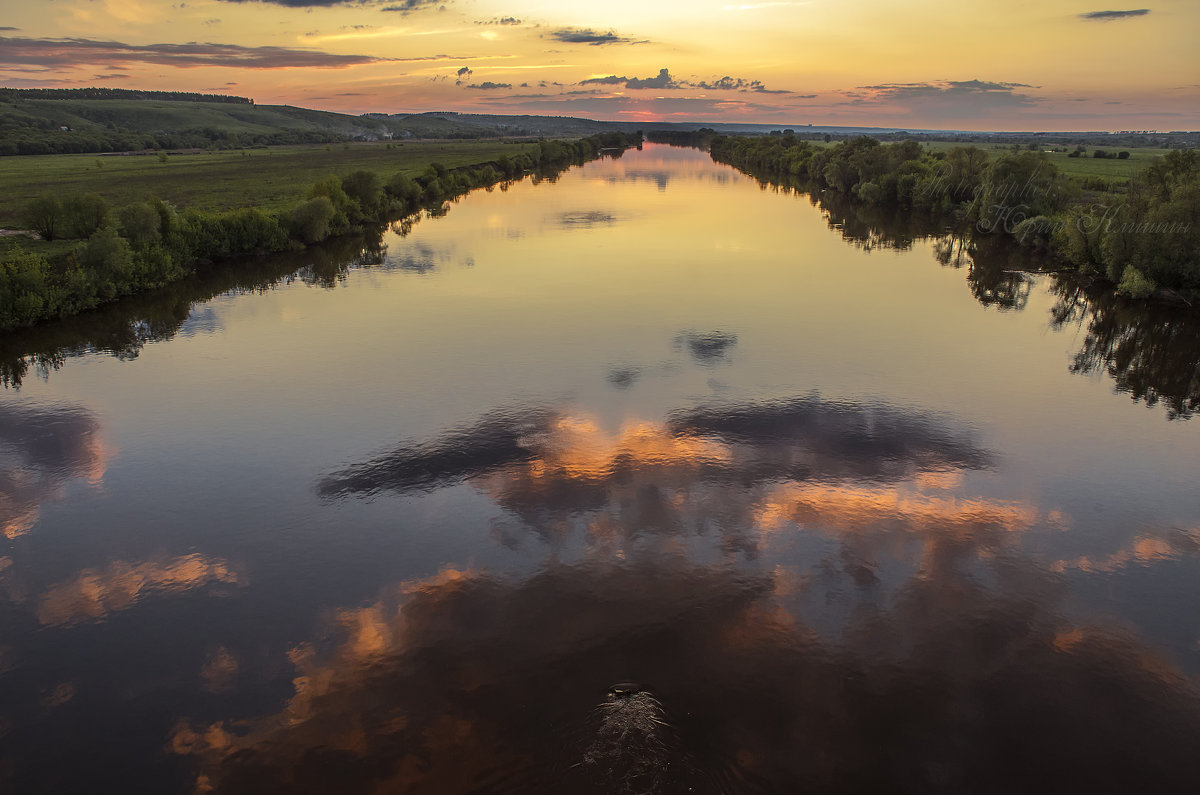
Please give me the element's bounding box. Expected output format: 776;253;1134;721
2;144;1200;793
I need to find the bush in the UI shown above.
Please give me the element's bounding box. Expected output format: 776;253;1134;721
0;246;52;327
61;193;110;239
341;170;385;221
118;202;162;249
291;196;336;244
75;227;134;299
1117;266;1156;299
22;194;63;240
385;173;422;209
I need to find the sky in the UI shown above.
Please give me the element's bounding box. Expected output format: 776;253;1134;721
0;0;1197;130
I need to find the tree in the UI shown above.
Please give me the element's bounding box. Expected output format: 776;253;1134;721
118;202;161;249
341;170;385;221
291;196;335;244
22;194;63;240
61;193;110;239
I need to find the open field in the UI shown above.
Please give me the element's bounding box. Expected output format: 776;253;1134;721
0;140;538;228
917;140;1172;181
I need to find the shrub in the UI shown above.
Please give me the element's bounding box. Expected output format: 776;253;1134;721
118;202;162;249
22;194;63;240
61;193;110;239
291;196;336;244
1117;266;1156;299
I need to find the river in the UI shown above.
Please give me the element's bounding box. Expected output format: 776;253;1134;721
2;143;1199;793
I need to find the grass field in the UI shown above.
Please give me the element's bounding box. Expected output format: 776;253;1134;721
0;140;538;228
917;140;1171;182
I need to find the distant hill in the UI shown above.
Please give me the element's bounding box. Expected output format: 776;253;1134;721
0;87;254;104
3;87;1195;156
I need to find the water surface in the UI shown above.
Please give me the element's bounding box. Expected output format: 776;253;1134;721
2;144;1199;793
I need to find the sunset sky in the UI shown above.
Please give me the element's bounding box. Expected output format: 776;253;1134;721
1;1;1197;130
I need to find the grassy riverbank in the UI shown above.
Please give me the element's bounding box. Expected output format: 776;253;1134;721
0;132;641;331
0;141;540;230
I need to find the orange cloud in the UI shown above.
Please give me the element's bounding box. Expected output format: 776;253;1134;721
36;554;243;626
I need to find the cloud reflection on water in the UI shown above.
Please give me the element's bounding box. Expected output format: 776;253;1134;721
172;554;1200;794
0;402;111;538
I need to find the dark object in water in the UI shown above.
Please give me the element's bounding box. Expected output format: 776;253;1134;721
583;684;677;794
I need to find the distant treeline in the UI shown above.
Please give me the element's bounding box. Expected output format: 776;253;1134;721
708;134;1199;300
0;88;253;104
0;132;641;330
0;126;356;157
645;129;717;147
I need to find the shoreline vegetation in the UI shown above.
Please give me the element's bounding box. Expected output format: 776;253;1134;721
648;130;1198;304
0;131;642;331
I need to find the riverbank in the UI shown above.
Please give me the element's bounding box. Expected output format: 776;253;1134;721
702;134;1198;304
0;132;642;331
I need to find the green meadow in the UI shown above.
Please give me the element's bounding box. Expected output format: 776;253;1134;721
0;140;538;229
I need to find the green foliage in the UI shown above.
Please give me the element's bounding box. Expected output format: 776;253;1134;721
708;132;1198;297
341;170;385;221
385;173;421;209
291;196;336;244
118;202;162;249
75;227;134;299
61;193;110;239
22;194;63;240
0;131;641;331
0;245;52;328
1013;215;1056;250
309;176;354;236
976;151;1068;222
1117;267;1156;299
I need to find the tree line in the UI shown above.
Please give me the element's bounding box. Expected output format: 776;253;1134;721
0;132;641;331
0;88;253;104
707;134;1199;300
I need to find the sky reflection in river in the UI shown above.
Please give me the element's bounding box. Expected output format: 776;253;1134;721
1;145;1199;792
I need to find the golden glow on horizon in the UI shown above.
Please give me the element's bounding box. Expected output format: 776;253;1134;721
0;0;1195;128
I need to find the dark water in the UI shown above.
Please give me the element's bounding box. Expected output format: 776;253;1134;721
2;144;1200;793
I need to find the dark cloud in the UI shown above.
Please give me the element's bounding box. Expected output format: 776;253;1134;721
846;80;1040;118
582;67;680;90
92;73;130;79
317;406;555;498
581;69;789;94
465;81;512;90
1079;8;1150;20
675;329;738;364
555;210;619;228
380;0;444;12
476;16;522;25
578;74;626;86
860;80;1034;95
0;36;383;69
217;0;443;8
479;93;790;117
693;75;791;94
456;65;471;76
549;28;633;45
0;26;20;31
317;396;992;503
